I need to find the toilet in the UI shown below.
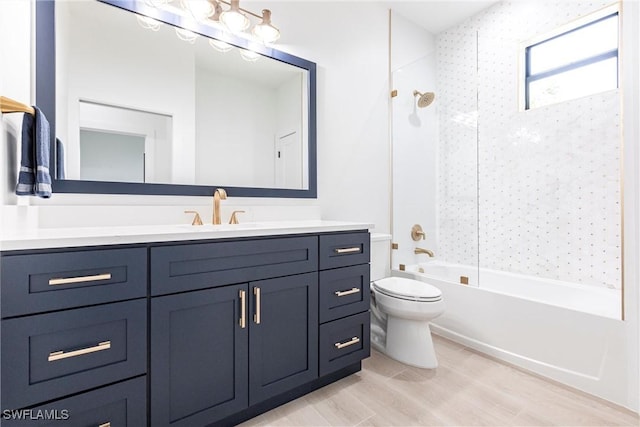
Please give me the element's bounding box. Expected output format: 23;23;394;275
370;234;445;369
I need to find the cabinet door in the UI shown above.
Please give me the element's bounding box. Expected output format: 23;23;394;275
249;272;318;405
151;284;248;427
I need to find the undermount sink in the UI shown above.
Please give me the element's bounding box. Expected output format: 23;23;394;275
178;223;261;231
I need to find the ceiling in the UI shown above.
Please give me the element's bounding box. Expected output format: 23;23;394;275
242;1;499;35
379;1;498;34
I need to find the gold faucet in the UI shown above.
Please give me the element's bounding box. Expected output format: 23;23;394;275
213;188;227;224
184;210;203;226
229;210;245;224
414;248;435;257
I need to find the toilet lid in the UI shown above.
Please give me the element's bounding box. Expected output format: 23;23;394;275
373;277;442;302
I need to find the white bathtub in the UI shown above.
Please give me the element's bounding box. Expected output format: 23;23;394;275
409;261;620;319
395;261;628;406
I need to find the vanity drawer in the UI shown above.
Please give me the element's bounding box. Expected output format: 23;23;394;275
151;236;318;295
319;232;370;270
319;264;370;323
1;299;146;410
319;311;370;376
2;376;146;426
1;247;147;318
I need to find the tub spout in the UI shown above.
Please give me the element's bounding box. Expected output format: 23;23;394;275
414;248;435;257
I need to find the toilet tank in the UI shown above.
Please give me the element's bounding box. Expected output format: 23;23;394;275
370;233;392;281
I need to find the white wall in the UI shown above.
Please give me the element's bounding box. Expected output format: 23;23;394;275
0;1;390;235
0;0;30;212
266;1;390;230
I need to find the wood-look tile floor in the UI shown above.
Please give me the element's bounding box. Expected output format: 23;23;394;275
239;335;639;426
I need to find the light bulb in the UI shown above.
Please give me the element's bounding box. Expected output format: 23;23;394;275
175;28;198;43
252;9;280;44
239;48;260;62
144;0;171;7
181;0;214;21
209;39;233;52
220;0;250;33
137;15;161;31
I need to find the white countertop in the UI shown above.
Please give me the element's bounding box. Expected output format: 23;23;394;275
0;220;374;251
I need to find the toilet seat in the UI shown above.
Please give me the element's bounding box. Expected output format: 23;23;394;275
373;277;442;302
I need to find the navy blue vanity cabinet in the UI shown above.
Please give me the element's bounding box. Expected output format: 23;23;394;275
2;377;146;427
149;238;319;427
1;230;370;427
150;236;318;296
248;273;318;405
318;232;371;376
151;284;249;427
0;247;148;425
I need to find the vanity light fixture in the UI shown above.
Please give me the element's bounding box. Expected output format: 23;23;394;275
175;27;198;43
137;15;161;31
220;0;250;33
141;0;281;45
209;39;233;52
144;0;171;7
239;48;260;62
252;9;280;43
180;0;215;21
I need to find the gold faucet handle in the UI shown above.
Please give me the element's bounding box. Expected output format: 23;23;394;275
229;210;245;224
184;210;204;226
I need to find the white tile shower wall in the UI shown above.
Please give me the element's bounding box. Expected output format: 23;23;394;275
436;28;479;269
437;1;621;289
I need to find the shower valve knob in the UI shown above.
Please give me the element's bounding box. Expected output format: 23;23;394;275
411;224;426;241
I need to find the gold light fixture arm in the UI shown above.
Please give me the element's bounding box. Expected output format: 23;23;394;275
216;0;262;19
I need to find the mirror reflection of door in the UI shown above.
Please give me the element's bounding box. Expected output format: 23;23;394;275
275;130;302;189
79;129;145;183
69;101;173;184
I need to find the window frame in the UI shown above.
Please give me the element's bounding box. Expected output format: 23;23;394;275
522;5;620;110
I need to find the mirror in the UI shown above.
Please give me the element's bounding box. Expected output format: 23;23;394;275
36;0;317;197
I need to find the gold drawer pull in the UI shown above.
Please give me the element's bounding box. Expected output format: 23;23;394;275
48;341;111;362
99;423;111;427
334;247;361;254
239;290;247;329
335;336;360;349
49;273;112;286
335;287;360;297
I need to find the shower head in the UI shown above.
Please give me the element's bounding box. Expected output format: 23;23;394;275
413;90;435;108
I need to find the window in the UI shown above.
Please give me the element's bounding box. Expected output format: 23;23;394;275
524;10;619;110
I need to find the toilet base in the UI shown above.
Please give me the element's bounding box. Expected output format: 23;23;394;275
384;316;438;369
